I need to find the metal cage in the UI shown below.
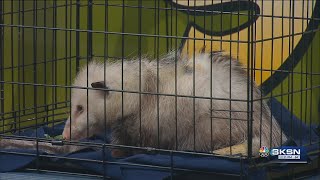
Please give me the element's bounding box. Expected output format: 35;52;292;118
0;0;320;179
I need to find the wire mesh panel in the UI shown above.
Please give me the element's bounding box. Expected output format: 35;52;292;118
0;0;320;179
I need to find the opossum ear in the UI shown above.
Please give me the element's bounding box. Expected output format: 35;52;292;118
91;81;106;89
91;81;109;95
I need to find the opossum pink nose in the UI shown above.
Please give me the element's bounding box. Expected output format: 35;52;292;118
62;129;71;140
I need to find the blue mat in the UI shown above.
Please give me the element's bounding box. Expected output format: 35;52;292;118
0;172;101;180
1;98;319;180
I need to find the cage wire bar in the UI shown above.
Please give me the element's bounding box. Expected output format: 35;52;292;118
0;0;319;179
0;0;4;136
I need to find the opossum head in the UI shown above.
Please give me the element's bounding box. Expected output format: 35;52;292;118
62;61;122;141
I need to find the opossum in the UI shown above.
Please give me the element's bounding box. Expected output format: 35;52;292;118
62;51;287;157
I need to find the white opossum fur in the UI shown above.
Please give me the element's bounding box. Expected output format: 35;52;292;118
62;51;287;157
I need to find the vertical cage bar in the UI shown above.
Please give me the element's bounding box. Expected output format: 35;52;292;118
300;0;305;146
54;0;58;111
65;0;68;107
304;0;309;146
51;0;57;128
103;0;108;141
246;0;253;160
250;0;256;160
69;0;75;143
210;0;214;152
156;0;160;149
219;0;224;153
10;0;15;132
290;0;295;145
280;0;285;145
121;0;124;145
165;0;168;53
86;0;93;139
138;0;142;147
259;0;264;149
269;0;275;148
22;0;25;114
170;0;173;51
153;0;157;59
76;0;80;73
103;0;109;178
0;0;4;135
252;0;257;79
69;0;72;107
288;0;292;138
186;0;190;55
174;0;178;151
33;0;39;171
69;0;72;104
44;0;48;126
229;0;233;155
192;0;196;152
309;0;314;145
87;0;92;59
17;0;21;134
220;0;223;51
86;7;89;140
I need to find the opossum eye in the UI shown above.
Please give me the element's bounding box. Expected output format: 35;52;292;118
76;105;83;113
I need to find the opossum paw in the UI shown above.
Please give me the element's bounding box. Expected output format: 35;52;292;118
111;149;129;158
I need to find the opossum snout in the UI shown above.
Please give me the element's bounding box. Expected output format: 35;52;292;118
62;115;96;141
62;120;72;140
62;118;78;140
62;124;81;141
62;127;71;140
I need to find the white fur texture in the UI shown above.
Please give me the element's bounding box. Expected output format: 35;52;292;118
63;52;287;156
